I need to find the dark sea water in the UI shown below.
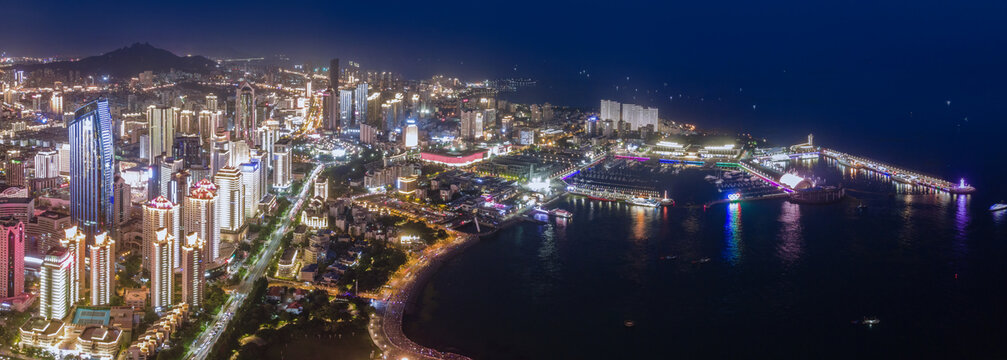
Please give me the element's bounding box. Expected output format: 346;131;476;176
404;162;1007;359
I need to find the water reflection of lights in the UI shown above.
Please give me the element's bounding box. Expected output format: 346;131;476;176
777;202;802;263
632;206;647;240
953;194;970;257
723;203;742;265
993;207;1006;225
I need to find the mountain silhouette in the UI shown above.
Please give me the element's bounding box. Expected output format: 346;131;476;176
17;42;217;78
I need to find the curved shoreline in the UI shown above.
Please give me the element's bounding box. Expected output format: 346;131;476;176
369;232;480;360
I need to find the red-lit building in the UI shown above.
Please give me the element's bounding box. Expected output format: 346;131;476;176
419;150;487;167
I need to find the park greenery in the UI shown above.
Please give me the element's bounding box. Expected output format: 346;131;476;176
339;241;407;292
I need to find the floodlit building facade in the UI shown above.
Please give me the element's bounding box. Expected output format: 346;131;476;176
151;228;174;309
142;196;180;270
185;179;219;261
181;232;205;309
39;248;73;320
214;166;244;232
89;232;115;306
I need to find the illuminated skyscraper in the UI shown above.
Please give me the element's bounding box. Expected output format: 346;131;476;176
181;232;204;309
0;218;25;298
214;166;244;232
39;248;73;320
69;99;115;236
404;119;418;148
143;196;180;270
146;105;176;161
235;82;256;141
185;179;219;261
240;160;262;218
460;111;483;140
158;157;184;199
34;149;59;179
61;226;86;304
272;139;292;189
252;149;269;200
339;89;354;128
257;120;279;171
150;228;174;309
198;110;223;149
210;133;231;176
89;232;114;306
354;83;368;123
58;143;71;177
179;109;196;135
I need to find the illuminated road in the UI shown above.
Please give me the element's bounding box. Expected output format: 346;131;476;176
362;201;475;360
187;162;329;360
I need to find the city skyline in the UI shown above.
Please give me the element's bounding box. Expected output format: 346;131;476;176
1;2;1006;359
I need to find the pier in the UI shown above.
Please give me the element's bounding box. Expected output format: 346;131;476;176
821;148;974;194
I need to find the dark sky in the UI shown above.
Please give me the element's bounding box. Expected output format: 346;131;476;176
4;0;1007;184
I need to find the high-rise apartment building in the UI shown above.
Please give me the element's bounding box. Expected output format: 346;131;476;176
404;119;418;148
620;104;658;130
257;120;279;171
185;179;219;261
240;160;262;219
60;226;86;304
354;83;368;123
39;248;73;320
600;98;616;121
146;105;176;161
89;232;114;306
34;149;59;179
339;89;354;128
181;232;204;309
214;166;244;232
460;111;484;140
150;228;174;309
69;99;115;236
272;138;292;189
143;196;180;271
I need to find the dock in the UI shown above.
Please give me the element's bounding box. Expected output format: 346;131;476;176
821;148;974;194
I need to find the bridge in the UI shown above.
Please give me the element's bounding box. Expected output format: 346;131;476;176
821;148;974;194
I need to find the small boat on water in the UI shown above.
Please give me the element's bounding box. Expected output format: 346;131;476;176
692;257;711;264
624;320;635;327
628;197;659;208
990;202;1007;212
857;203;868;212
660;255;678;260
853;317;881;327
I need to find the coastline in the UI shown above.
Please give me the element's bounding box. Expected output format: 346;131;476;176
368;230;480;360
369;193;571;359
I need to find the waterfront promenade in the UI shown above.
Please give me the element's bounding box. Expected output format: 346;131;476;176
368;232;477;360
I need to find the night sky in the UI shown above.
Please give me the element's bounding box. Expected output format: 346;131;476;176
5;0;1007;186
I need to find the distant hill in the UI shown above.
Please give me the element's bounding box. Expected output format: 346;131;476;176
17;42;217;79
